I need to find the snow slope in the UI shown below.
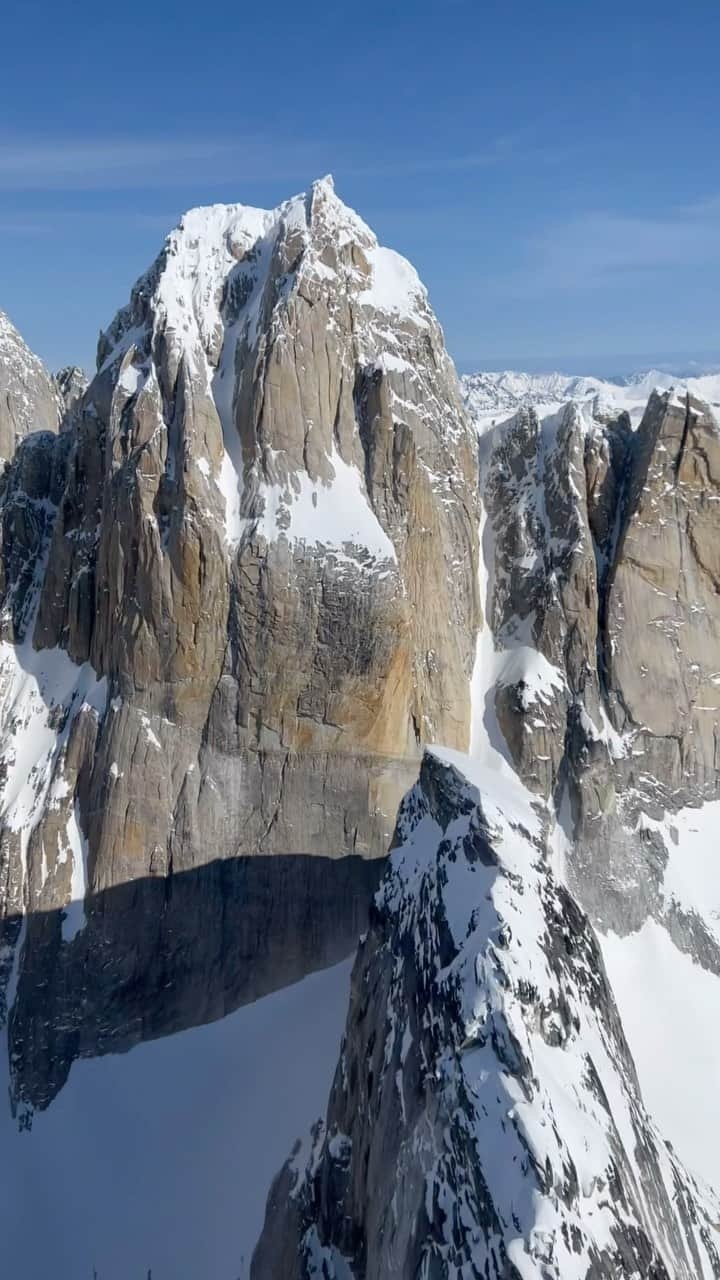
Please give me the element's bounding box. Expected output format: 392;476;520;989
0;957;352;1280
602;920;720;1193
601;798;720;1191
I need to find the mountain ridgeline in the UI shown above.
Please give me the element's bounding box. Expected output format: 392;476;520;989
1;181;719;1278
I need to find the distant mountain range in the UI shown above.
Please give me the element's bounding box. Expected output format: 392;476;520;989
462;366;720;430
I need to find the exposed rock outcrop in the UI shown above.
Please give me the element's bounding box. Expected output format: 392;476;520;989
466;386;720;948
481;402;602;797
54;364;88;429
0;179;479;913
605;390;720;805
0;180;480;935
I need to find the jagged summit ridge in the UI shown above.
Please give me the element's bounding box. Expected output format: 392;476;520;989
98;175;430;376
91;175;459;561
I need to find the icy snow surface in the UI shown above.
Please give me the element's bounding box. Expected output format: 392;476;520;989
601;798;720;1192
0;630;107;932
0;958;352;1280
253;446;397;563
602;920;720;1193
358;245;428;321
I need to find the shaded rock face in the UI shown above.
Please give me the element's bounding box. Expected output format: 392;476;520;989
481;403;603;797
605;391;720;804
253;752;720;1279
6;851;384;1116
0;430;72;639
0;310;61;461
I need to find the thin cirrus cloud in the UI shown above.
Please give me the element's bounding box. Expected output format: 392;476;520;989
501;196;720;295
0;136;324;191
0;129;561;193
0;211;181;235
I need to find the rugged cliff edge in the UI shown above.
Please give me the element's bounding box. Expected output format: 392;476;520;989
253;750;720;1279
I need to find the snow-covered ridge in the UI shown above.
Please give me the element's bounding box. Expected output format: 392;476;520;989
99;175;429;378
257;747;720;1278
462;366;720;432
96;176;435;560
408;748;720;1275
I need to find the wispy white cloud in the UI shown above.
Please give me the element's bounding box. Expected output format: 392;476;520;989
0;210;179;235
0;136;323;191
500;197;720;295
0;127;568;193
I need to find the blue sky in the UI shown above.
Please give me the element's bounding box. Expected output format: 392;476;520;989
1;0;718;375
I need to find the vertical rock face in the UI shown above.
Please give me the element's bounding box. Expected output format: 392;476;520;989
0;310;61;461
253;752;720;1280
481;403;602;797
468;389;720;937
605;390;720;804
53;365;89;430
